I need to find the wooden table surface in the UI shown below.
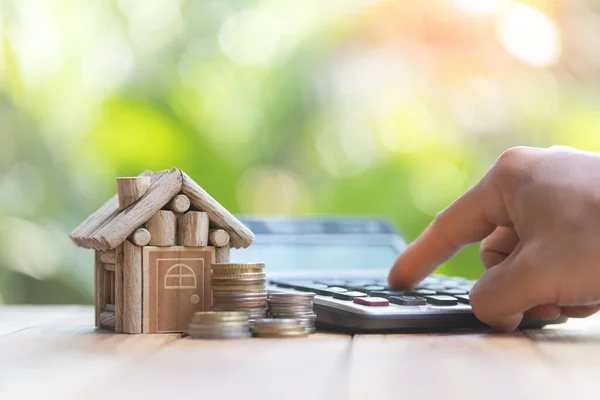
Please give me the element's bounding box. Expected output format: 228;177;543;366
1;306;600;400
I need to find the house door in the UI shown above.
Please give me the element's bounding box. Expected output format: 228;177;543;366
143;247;214;333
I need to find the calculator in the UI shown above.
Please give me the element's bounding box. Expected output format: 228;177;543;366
231;216;567;332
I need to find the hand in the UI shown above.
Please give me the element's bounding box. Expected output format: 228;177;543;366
388;146;600;331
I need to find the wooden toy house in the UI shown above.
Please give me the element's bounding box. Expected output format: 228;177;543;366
70;168;254;334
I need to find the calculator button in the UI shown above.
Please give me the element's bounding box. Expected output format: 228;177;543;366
406;289;436;296
314;279;347;287
290;282;327;291
353;297;389;306
333;291;367;300
419;284;449;291
326;287;348;293
363;285;386;292
389;296;427;306
425;295;458;306
437;288;468;296
345;280;376;287
454;294;470;304
369;290;406;299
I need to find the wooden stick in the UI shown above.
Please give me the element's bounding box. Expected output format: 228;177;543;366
99;250;116;264
129;228;151;247
70;170;159;248
94;251;104;328
166;194;190;213
99;311;116;330
181;171;254;249
147;210;177;246
115;243;124;333
123;240;142;334
215;244;230;263
209;229;230;247
104;264;115;272
90;169;182;251
178;211;209;247
117;177;151;210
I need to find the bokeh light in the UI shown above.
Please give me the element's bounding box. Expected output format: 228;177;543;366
453;0;508;16
496;3;561;67
1;0;600;303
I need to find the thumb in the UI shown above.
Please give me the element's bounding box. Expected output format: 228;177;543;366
470;245;552;332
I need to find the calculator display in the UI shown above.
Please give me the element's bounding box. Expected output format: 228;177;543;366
231;243;399;271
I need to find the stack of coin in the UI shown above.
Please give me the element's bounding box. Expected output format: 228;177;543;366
187;311;251;339
212;262;267;322
268;292;317;333
251;318;309;338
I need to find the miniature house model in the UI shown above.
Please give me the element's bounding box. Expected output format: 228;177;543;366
70;168;254;334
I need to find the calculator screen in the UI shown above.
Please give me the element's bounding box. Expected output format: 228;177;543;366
230;243;399;271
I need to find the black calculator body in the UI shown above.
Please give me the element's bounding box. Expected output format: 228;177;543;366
231;216;566;332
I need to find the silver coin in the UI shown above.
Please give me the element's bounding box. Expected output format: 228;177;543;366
188;332;251;339
269;306;314;313
270;311;316;318
269;293;315;302
251;318;303;330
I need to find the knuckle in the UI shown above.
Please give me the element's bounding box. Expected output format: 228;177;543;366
492;147;534;180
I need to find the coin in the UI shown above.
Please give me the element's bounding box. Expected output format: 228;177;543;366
212;262;266;270
251;318;310;338
212;284;267;291
269;292;316;301
252;318;302;330
212;272;267;279
190;311;249;323
212;278;267;285
254;329;309;338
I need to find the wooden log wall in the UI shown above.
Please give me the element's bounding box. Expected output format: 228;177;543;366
94;251;103;328
147;210;177;246
123;240;143;334
215;244;230;263
166;194;191;213
178;211;209;246
115;244;124;332
116;177;151;210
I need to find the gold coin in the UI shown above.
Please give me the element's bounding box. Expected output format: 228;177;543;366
211;284;267;291
190;311;249;323
212;262;266;270
212;272;266;280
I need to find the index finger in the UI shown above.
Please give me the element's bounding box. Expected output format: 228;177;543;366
388;181;506;288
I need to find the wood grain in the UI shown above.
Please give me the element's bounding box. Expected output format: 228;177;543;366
181;171;254;248
208;229;230;247
94;251;103;328
99;311;116;330
104;264;115;272
99;250;116;264
166;194;191;213
147;210;177;246
117;177;151;210
115;243;124;333
69;170;161;248
177;211;209;247
143;246;214;333
123;240;143;334
3;306;600;400
90;169;182;251
129;228;151;247
215;244;230;263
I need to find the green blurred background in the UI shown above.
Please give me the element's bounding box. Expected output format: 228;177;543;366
1;0;599;304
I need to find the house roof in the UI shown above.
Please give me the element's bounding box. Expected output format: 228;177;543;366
70;168;254;251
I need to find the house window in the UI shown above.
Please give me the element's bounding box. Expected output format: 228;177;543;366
164;264;197;289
